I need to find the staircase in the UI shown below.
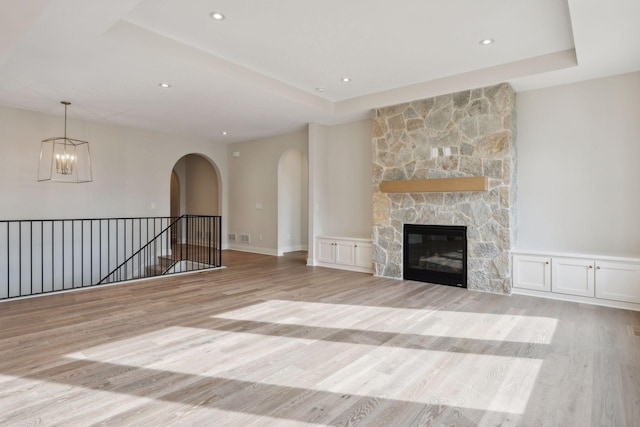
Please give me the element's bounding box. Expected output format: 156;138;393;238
135;242;220;280
142;255;176;278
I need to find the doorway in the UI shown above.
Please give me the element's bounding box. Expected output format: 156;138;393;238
170;154;221;248
171;154;221;217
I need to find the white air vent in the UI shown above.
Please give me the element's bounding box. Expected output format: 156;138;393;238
228;233;237;242
240;233;251;243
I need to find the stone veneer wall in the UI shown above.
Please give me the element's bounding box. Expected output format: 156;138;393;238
371;83;517;294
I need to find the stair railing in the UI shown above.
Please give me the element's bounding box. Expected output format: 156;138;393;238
162;215;223;275
97;215;183;284
0;215;222;300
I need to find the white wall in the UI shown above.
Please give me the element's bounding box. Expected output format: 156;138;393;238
516;71;640;257
278;149;308;254
325;119;373;238
306;120;372;265
0;105;228;245
227;129;308;255
307;123;328;264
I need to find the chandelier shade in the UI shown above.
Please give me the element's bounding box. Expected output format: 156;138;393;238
38;101;93;183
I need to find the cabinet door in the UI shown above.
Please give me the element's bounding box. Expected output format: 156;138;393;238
317;239;335;263
595;261;640;303
335;240;355;266
354;241;373;269
552;257;595;297
513;255;551;292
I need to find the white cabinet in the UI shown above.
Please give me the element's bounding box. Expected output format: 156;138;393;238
317;239;335;264
513;255;551;292
355;241;373;269
595;261;640;303
316;237;372;274
335;240;355;266
552;257;595;297
512;251;640;310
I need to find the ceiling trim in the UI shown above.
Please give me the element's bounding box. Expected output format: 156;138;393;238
336;49;577;114
109;20;334;112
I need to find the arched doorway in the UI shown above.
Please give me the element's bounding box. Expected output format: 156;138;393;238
277;149;309;256
171;154;221;217
170;153;222;257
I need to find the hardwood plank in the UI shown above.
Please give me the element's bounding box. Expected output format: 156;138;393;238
0;250;639;426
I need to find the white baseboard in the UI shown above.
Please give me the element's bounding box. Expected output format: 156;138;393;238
278;245;308;256
512;287;640;312
227;244;279;256
315;261;372;274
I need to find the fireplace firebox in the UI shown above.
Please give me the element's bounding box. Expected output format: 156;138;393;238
403;224;467;288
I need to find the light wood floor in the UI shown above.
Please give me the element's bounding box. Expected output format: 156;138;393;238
1;250;639;426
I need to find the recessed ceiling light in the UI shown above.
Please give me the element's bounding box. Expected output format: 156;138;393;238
315;87;326;92
210;12;225;21
341;77;351;83
479;38;494;45
158;82;171;88
221;131;228;136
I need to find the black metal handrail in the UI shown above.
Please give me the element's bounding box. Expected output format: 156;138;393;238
0;215;222;300
97;215;183;284
99;215;221;285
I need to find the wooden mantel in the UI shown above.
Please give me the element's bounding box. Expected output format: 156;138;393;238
380;176;487;193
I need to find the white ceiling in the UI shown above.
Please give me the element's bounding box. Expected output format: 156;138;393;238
0;0;638;143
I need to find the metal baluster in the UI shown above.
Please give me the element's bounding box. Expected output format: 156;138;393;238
30;221;33;295
116;219;119;282
71;220;75;289
91;220;94;285
5;222;7;298
130;219;133;279
18;222;22;296
107;220;110;283
51;222;54;292
186;215;189;264
61;221;65;290
99;220;102;284
81;220;84;287
40;222;44;293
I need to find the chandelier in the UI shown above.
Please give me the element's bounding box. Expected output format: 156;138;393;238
38;101;93;183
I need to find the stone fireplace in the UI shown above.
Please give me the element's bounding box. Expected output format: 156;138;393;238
371;83;517;294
